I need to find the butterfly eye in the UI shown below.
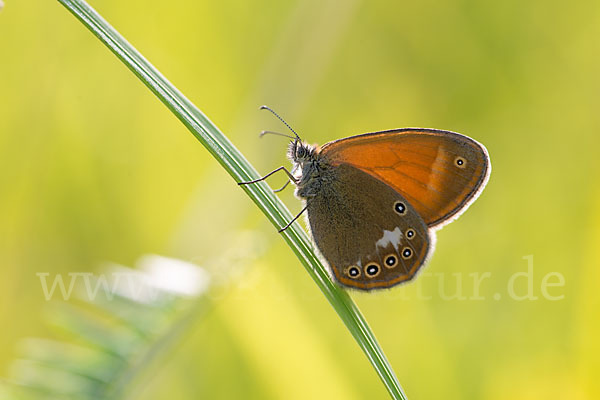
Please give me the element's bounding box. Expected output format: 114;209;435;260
454;156;467;168
406;229;415;240
365;263;381;278
384;255;398;269
394;201;407;215
346;266;361;278
401;247;413;259
296;146;307;158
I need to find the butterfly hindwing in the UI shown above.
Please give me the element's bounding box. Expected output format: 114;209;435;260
305;163;432;290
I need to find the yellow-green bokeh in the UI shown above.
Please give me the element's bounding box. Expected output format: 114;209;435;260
1;0;598;398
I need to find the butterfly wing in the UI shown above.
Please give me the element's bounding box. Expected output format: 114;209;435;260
319;128;490;228
306;163;434;290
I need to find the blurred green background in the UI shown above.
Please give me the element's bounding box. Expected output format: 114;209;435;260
1;0;599;398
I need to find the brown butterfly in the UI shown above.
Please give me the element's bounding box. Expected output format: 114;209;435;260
240;107;491;291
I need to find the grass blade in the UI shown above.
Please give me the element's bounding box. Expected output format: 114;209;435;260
56;1;407;398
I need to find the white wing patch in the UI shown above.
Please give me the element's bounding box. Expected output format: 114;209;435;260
376;227;403;251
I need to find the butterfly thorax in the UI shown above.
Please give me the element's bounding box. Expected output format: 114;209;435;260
288;140;332;199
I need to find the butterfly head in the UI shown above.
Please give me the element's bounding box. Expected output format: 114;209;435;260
288;139;318;166
288;139;328;199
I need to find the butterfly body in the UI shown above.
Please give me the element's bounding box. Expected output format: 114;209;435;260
286;128;490;291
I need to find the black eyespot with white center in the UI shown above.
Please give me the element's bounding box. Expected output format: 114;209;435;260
365;263;380;278
384;254;398;269
347;266;361;278
394;201;407;215
455;156;467;168
402;247;413;259
406;229;415;240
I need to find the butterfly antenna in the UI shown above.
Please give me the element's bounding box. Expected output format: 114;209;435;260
259;130;296;140
259;105;301;141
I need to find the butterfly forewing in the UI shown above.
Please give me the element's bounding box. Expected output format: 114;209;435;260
306;164;432;290
320;128;490;228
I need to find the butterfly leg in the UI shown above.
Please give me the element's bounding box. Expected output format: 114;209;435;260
238;166;298;186
272;164;299;192
278;204;308;233
273;180;291;193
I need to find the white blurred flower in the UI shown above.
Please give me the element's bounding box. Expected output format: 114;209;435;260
137;254;211;297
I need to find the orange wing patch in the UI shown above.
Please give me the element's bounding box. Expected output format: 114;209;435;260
320;129;490;228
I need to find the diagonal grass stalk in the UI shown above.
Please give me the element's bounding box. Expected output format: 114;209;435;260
56;0;408;398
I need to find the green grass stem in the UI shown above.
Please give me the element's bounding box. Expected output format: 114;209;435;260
56;1;408;398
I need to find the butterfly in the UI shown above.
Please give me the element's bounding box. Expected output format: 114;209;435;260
240;107;491;291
